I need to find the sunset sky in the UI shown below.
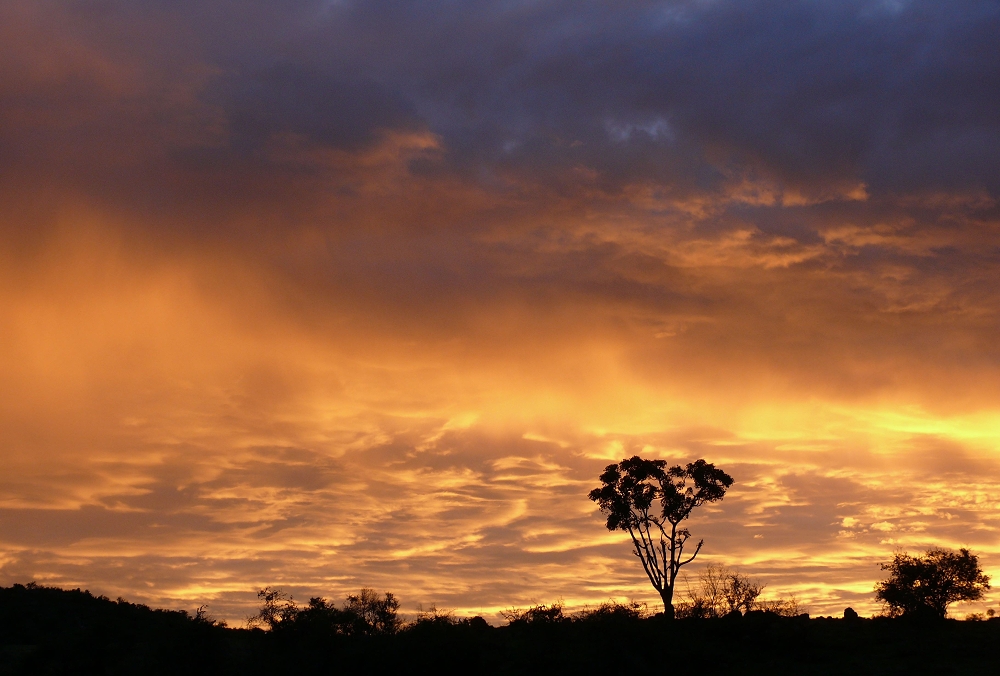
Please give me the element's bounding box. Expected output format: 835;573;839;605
3;0;1000;623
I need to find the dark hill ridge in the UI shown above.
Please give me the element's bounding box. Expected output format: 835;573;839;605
0;583;236;675
1;583;999;675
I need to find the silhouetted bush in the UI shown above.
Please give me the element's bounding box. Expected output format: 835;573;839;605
573;599;647;622
676;565;800;618
499;602;566;625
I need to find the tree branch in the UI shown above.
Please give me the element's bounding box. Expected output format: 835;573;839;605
679;539;704;568
627;525;663;591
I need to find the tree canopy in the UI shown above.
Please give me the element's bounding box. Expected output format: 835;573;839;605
875;548;990;619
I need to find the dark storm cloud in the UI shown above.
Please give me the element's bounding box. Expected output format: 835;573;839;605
208;63;419;154
3;0;999;203
244;0;1000;194
391;0;1000;194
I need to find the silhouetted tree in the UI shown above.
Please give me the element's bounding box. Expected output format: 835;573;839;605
345;588;402;635
247;587;298;630
875;548;990;618
588;456;733;619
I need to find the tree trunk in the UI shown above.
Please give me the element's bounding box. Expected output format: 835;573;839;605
660;589;675;620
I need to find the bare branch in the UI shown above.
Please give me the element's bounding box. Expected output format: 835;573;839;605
679;539;704;568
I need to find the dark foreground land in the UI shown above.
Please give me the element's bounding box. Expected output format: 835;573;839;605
2;584;999;675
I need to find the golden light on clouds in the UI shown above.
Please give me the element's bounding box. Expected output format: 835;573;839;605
3;0;1000;625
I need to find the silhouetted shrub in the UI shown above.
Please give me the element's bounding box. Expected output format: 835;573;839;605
574;600;647;622
413;604;457;627
675;565;800;618
499;602;565;625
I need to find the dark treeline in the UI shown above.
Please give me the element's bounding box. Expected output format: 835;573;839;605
3;583;1000;675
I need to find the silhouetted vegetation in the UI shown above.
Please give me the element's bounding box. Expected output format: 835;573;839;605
875;548;990;619
676;564;801;618
247;586;402;637
588;456;734;618
4;581;1000;675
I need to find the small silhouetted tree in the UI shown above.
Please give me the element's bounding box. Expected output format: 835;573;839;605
247;587;298;630
589;456;733;619
345;588;401;634
875;548;990;618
